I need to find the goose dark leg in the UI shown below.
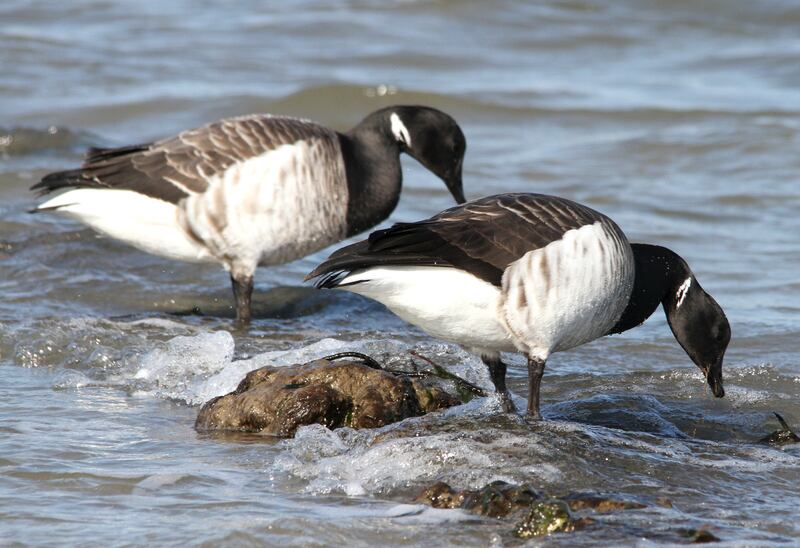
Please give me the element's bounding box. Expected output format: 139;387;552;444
526;356;546;419
481;354;516;413
230;273;253;325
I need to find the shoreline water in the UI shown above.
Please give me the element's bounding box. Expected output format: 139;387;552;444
2;0;799;544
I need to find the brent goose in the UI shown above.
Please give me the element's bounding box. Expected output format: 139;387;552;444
30;106;467;323
307;193;730;418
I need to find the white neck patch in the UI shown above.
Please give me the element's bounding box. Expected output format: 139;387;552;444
390;113;411;146
676;276;692;308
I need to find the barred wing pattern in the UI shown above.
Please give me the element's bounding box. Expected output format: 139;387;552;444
32;114;333;203
310;193;612;287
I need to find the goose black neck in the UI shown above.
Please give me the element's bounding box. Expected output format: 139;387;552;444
339;110;403;236
608;244;693;335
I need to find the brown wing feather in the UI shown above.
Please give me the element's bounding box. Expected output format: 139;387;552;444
32;115;333;204
308;193;610;287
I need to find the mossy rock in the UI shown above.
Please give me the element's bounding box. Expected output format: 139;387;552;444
417;480;542;518
415;481;657;539
196;357;461;437
514;500;575;538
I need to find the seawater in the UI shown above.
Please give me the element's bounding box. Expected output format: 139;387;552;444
1;0;799;545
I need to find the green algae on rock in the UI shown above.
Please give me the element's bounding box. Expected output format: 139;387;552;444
514;500;576;538
415;481;666;539
195;355;461;437
417;480;542;518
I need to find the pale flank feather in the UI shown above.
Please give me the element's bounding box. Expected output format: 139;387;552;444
499;221;633;358
177;139;348;277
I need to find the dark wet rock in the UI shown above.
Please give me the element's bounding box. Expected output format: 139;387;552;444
422;483;716;543
416;480;542;518
195;355;461;437
679;527;721;543
416;481;653;538
759;412;800;445
514;500;578;538
416;481;465;510
407;350;488;400
462;482;542;519
655;496;674;508
562;492;647;512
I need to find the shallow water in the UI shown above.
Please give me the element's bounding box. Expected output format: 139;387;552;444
1;0;799;545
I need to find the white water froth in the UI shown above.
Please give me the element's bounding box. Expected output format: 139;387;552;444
128;331;495;406
270;418;563;497
124;331;542;496
52;368;93;389
723;386;775;406
120;331;800;500
131;331;235;402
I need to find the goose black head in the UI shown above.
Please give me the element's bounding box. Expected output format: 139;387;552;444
385;106;466;204
665;274;730;398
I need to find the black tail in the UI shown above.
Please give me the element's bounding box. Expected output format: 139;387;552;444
305;240;371;288
305;233;454;289
30;168;92;196
30;142;150;196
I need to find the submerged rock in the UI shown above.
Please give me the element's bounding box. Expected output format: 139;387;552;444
416;481;658;538
417;480;542;518
759;412;800;445
679;527;721;543
514;500;576;538
416;481;466;510
562;492;647;512
195;353;461;437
